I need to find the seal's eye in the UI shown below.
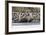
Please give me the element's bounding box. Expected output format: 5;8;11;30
28;14;29;16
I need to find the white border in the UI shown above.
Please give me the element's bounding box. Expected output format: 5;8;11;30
9;3;43;32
